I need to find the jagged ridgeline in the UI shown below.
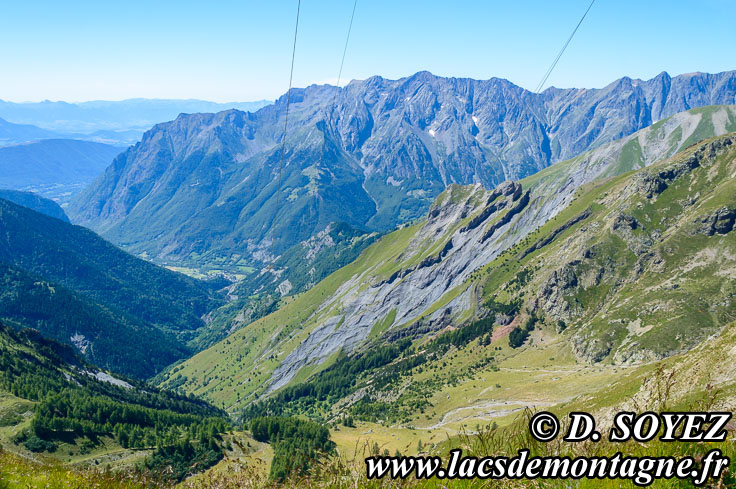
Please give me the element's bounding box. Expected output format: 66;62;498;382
526;135;736;362
68;72;736;272
157;112;735;419
0;324;228;482
240;132;736;421
0;197;224;378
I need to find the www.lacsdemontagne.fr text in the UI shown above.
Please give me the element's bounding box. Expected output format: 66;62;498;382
365;448;729;486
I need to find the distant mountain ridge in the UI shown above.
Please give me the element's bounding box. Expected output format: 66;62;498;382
0;98;272;144
0;116;61;146
0;139;123;204
157;116;736;411
69;70;736;270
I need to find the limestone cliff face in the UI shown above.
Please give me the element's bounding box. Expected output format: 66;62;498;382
267;182;530;391
532;135;736;364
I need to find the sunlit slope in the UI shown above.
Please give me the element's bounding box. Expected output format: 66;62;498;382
498;134;736;363
157;220;429;409
70;71;736;270
238;134;735;436
159;108;736;413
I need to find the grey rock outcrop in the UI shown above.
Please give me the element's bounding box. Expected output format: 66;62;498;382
266;183;531;391
696;207;736;236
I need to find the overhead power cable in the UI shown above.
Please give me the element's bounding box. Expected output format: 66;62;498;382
518;0;596;129
327;0;358;124
266;0;301;270
264;0;357;272
534;0;596;93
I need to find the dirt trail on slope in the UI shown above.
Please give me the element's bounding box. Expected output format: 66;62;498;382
417;399;556;431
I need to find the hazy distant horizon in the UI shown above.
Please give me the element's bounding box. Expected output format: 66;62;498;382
0;98;273;139
1;1;734;102
0;96;273;105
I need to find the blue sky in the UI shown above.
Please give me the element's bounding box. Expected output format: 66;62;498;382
1;0;734;102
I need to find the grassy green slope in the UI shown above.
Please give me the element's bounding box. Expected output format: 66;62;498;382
228;136;735;463
190;222;381;350
375;133;736;432
502;134;736;363
523;105;736;193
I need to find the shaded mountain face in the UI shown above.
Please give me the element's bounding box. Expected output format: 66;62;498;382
0;139;124;204
69;71;736;269
155;108;736;409
0;197;223;378
0;190;69;222
0;322;221;415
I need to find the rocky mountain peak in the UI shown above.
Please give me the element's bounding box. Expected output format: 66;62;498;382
69;72;736;270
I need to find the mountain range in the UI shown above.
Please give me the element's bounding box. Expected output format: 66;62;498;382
68;71;736;273
0;116;60;146
2;69;736;486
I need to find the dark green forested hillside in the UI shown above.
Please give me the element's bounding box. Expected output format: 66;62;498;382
0;197;224;378
249;416;335;481
0;189;69;222
0;323;229;482
0;261;191;377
